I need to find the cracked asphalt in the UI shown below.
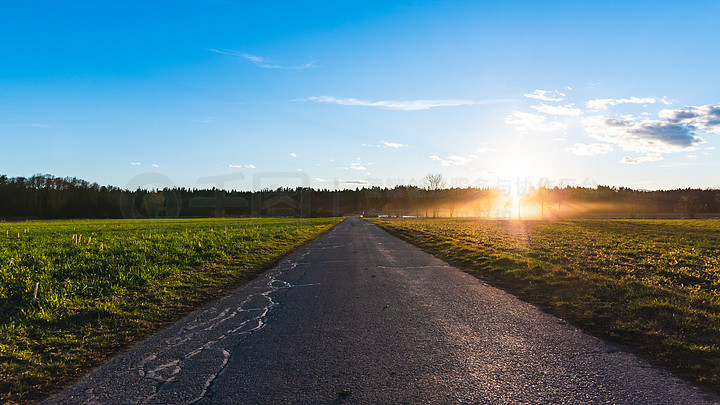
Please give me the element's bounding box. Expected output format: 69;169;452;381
44;216;719;404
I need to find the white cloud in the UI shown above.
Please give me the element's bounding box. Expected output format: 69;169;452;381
208;48;316;69
295;96;489;111
686;154;698;158
566;143;614;156
620;154;663;164
504;111;566;133
584;115;704;156
381;140;405;148
240;53;265;64
314;178;328;182
705;146;716;150
586;97;656;111
350;163;367;171
245;164;256;169
289;153;297;158
659;105;720;134
430;155;472;166
531;104;583;116
524;90;566;102
130;162;142;166
228;164;243;168
152;164;160;168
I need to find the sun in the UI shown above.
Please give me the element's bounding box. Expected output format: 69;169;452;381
497;153;542;220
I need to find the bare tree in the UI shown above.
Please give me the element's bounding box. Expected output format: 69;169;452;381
425;173;446;191
424;173;446;218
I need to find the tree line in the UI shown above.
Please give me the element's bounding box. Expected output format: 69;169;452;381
1;174;719;220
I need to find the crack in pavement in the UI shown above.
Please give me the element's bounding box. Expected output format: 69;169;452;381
44;246;316;405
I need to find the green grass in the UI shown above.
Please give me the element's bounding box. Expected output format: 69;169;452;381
0;217;342;404
368;218;720;393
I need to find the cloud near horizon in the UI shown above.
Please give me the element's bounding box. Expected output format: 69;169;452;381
339;179;369;185
566;143;614;156
511;88;714;164
295;96;492;111
583;115;704;156
659;105;720;134
430;155;472;166
620;154;664;164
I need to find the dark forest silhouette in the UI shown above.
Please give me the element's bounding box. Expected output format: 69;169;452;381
1;174;719;220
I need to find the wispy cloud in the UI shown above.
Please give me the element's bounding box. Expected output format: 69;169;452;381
314;178;328;183
152;164;160;168
295;96;501;111
208;48;317;69
524;90;566;102
130;162;142;166
531;104;583;116
350;163;367;171
430;155;472;166
289;153;297;158
586;97;657;111
504;111;566;133
228;164;243;168
566;143;614;156
245;164;256;169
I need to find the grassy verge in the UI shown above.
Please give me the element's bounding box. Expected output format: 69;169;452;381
368;218;720;394
0;217;342;404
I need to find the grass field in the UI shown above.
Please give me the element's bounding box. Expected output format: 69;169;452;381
368;218;720;393
0;217;341;404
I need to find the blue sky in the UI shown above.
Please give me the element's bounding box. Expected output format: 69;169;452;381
2;0;719;191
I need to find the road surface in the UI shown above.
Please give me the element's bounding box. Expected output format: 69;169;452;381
45;216;718;404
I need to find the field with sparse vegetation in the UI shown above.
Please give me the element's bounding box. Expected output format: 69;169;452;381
369;218;720;393
0;217;341;404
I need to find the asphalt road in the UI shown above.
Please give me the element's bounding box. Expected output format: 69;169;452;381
45;216;718;404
